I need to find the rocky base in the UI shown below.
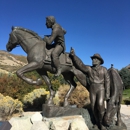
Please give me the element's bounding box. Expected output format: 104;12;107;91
8;104;127;130
9;112;89;130
42;104;127;130
42;104;94;128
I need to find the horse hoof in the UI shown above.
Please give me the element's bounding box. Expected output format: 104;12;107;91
36;78;43;85
63;101;69;107
92;125;98;129
47;101;54;106
46;99;54;106
117;121;122;126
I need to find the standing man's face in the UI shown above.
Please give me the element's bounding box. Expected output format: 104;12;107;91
92;58;101;66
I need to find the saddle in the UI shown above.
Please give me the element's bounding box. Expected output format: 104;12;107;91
44;47;72;66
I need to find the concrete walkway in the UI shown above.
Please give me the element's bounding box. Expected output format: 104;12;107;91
120;105;130;130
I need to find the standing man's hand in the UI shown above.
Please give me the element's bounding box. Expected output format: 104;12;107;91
70;47;75;56
105;94;110;101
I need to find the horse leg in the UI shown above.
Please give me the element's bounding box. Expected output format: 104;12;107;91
16;62;43;85
36;69;55;105
104;98;117;126
62;72;77;107
117;94;122;126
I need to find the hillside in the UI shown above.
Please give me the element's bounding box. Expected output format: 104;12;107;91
0;50;27;74
0;50;129;74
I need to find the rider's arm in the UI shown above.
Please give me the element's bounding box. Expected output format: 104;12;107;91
44;28;59;45
71;54;89;74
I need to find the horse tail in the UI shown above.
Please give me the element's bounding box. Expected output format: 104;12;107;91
104;66;123;126
108;67;123;97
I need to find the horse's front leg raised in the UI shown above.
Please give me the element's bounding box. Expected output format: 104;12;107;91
16;62;43;85
37;70;55;105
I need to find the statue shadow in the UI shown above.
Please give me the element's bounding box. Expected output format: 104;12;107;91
124;99;130;105
23;95;47;112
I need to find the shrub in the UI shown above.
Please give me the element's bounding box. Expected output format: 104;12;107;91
0;73;46;101
52;91;60;106
22;88;49;110
122;89;130;105
119;68;130;89
57;83;90;108
0;93;23;120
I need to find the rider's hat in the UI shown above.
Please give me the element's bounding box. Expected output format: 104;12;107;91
90;53;104;64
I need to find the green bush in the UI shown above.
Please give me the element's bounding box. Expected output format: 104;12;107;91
119;68;130;89
0;73;46;101
0;71;67;100
122;89;130;105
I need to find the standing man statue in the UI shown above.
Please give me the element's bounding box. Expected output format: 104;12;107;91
43;16;66;76
70;48;110;130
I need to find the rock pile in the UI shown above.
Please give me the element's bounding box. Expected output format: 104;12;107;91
9;112;89;130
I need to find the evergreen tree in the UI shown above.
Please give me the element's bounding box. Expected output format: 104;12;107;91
119;68;130;89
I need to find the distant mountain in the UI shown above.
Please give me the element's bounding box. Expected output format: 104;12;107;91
0;50;27;74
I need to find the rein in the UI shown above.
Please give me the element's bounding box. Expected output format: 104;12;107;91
13;30;42;44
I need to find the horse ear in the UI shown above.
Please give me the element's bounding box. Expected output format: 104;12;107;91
12;26;14;30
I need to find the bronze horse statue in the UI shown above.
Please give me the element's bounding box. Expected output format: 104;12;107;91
6;26;88;107
104;65;123;127
6;27;124;128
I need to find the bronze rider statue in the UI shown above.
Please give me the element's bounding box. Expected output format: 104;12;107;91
43;16;66;76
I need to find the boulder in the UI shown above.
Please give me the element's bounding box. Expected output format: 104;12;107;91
50;120;69;130
30;112;42;124
31;121;49;130
70;118;89;130
9;116;32;130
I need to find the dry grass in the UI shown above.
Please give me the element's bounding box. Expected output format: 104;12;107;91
0;50;27;73
57;82;90;108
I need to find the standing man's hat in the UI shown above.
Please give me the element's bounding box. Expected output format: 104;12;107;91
91;53;104;64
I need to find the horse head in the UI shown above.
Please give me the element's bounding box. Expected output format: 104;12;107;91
6;26;43;53
6;27;19;52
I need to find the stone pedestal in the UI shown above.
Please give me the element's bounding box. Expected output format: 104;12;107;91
42;104;82;117
42;104;94;129
0;121;12;130
42;104;127;130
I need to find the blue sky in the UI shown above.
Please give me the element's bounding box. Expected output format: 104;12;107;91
0;0;130;70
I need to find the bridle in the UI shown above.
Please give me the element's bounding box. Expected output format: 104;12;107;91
7;27;43;51
8;31;20;49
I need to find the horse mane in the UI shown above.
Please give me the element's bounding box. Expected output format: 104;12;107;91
13;26;43;40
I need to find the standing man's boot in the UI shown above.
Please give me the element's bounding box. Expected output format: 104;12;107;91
99;112;106;130
99;124;107;130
